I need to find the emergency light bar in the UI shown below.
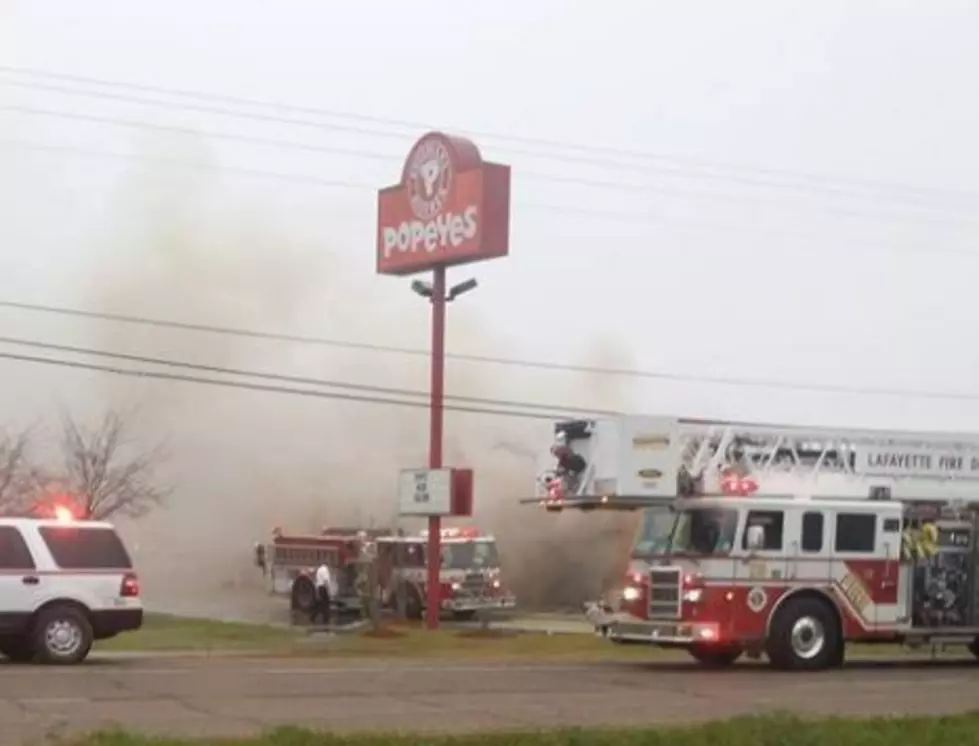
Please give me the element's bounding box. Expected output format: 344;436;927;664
518;495;670;511
53;505;74;522
419;526;482;539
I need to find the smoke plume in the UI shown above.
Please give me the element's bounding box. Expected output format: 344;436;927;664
76;144;641;620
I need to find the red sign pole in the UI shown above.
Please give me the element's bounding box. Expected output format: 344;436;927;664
426;266;447;631
376;132;510;631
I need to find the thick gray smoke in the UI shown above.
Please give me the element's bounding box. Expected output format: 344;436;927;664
76;147;641;620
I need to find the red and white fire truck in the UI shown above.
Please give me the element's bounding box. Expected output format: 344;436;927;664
525;415;979;670
254;525;516;623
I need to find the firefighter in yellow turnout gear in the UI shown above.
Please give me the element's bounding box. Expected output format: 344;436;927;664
352;532;380;627
901;521;939;562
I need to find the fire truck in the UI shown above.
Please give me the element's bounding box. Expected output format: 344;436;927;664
524;415;979;670
254;525;516;623
254;527;381;624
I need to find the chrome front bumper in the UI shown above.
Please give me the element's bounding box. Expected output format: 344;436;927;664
442;596;517;612
583;601;714;645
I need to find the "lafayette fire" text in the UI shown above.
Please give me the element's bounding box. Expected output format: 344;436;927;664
382;206;478;258
863;451;979;474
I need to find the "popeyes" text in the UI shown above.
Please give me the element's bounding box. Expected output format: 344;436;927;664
381;206;478;258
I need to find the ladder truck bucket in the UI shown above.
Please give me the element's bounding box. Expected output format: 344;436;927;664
524;416;685;510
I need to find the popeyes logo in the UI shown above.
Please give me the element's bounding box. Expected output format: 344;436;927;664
376;131;511;276
407;138;452;220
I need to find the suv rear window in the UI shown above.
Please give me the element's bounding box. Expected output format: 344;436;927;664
39;526;133;569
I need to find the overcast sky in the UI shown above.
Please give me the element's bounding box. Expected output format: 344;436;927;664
2;0;979;436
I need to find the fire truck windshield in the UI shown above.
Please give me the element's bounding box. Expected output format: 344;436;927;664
441;540;500;570
632;506;672;556
667;508;738;555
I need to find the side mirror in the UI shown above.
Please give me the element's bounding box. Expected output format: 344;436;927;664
746;525;765;551
253;543;266;571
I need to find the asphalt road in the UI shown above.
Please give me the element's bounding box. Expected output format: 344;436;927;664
3;655;979;743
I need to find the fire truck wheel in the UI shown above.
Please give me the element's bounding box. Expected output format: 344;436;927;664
766;596;841;671
291;577;317;615
399;590;422;621
687;644;742;667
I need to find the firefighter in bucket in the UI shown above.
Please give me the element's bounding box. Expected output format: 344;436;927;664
543;430;588;499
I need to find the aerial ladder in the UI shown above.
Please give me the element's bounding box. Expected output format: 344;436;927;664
523;414;979;509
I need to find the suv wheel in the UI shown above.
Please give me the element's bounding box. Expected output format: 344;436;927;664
0;634;35;663
34;606;94;665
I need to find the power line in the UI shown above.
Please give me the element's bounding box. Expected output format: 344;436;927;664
5;103;977;231
4;138;974;258
3;136;729;236
2;64;975;209
0;334;613;416
0;350;576;421
0;102;396;163
1;299;977;402
0;137;378;191
2;74;976;212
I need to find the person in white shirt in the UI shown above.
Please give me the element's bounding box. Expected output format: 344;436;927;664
312;562;336;625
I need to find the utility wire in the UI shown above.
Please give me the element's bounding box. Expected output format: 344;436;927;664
1;64;975;209
3;76;976;214
1;300;977;401
0;350;578;421
0;334;615;416
4;102;976;230
4;138;975;258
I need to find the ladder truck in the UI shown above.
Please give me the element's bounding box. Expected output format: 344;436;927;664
523;415;979;671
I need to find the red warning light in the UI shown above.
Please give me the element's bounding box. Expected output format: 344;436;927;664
720;469;758;496
53;505;74;522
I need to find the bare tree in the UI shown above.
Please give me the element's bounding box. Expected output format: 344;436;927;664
0;428;37;514
61;409;171;520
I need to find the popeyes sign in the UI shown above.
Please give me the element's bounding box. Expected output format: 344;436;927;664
376;132;511;276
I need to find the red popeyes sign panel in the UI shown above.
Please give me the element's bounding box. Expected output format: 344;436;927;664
376;132;511;276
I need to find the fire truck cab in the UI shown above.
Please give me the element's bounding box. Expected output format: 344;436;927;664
255;525;515;623
375;527;516;621
525;415;979;670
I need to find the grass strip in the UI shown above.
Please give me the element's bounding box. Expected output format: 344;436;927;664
100;614;972;664
95;614;662;659
59;713;979;746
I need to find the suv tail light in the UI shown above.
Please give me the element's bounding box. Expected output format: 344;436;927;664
120;572;140;598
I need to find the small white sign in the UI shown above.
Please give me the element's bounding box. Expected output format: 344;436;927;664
616;416;682;498
398;468;453;516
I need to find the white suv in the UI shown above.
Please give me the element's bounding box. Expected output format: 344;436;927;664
0;517;143;664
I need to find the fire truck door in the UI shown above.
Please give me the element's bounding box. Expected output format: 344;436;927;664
876;514;906;627
736;508;790;583
729;509;790;639
829;508;903;632
793;508;832;587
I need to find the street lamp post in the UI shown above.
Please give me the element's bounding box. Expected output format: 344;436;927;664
412;267;478;630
